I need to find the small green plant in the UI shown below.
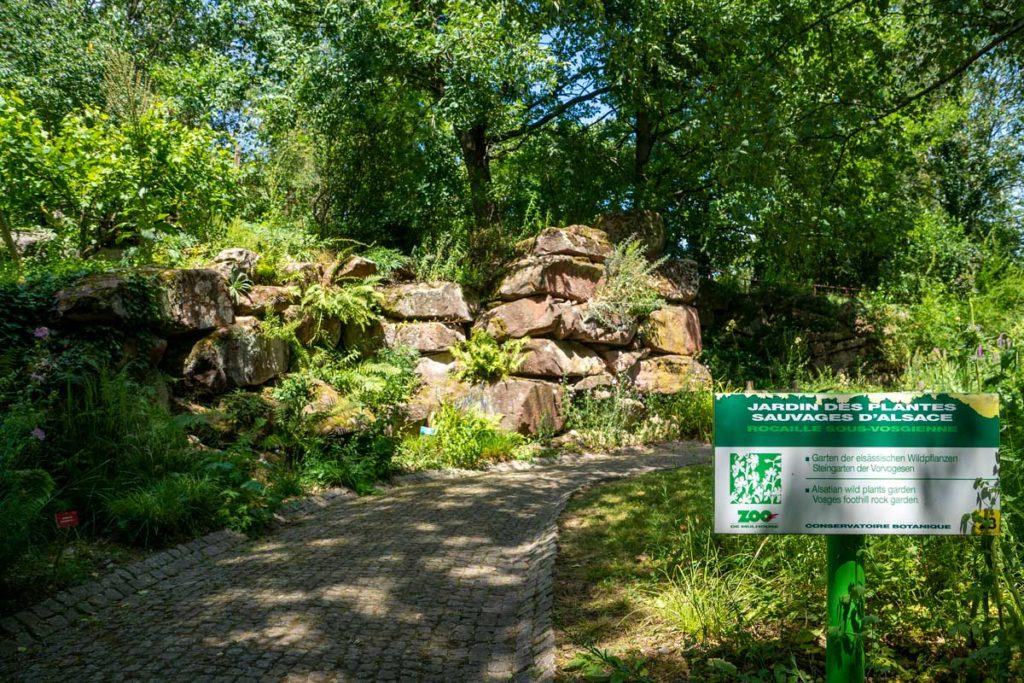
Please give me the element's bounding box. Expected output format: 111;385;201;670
361;246;409;280
300;281;380;345
590;235;666;330
564;646;654;683
226;271;253;304
450;330;527;383
394;403;523;471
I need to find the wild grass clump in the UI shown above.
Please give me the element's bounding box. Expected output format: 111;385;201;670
394;403;524;471
565;377;714;449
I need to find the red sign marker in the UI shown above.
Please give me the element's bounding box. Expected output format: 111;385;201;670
55;511;79;529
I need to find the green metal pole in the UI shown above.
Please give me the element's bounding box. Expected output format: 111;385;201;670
826;534;865;683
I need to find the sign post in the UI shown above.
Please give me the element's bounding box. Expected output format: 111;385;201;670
826;535;864;682
713;392;1000;682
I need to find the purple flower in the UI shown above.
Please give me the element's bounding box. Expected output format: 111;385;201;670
30;427;46;441
33;327;49;339
997;334;1006;349
975;345;984;359
30;372;44;382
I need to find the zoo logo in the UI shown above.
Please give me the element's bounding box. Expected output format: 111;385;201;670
737;509;780;523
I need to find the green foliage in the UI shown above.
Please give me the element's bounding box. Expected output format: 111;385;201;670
0;467;54;576
564;645;654;683
408;232;469;284
0;369;288;581
0;90;238;263
394;403;524;472
566;378;713;450
300;282;380;345
361;246;409;281
449;330;526;384
267;347;420;493
106;473;221;546
555;464;1024;680
590;237;665;330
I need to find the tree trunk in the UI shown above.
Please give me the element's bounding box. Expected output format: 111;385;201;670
0;210;21;271
633;108;655;204
457;124;498;230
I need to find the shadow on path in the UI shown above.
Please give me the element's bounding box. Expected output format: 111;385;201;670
4;444;708;682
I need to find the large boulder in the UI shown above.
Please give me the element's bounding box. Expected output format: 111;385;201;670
518;225;612;262
599;348;649;376
558;303;637;346
212;248;260;281
158;269;236;334
14;229;56;256
496;256;604;303
570;373;616;392
301;380;373;436
55;269;234;335
516;339;605;379
642;305;702;356
326;255;378;284
55;272;148;324
341;319;384;356
473;379;565;435
381;321;466;354
473;296;568;340
182;317;289;393
593;210;666;259
652;259;699;304
236;285;298;317
405;374;472;427
633;355;711;394
415;352;458;382
279;261;324;288
380;282;474;322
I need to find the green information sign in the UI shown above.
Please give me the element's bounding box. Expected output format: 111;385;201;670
714;392;1000;535
714;392;1000;682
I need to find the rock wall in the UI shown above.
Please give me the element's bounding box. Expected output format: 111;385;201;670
49;222;709;436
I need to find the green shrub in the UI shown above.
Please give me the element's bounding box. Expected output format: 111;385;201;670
298;426;398;494
0;468;54;576
362;246;409;280
566;378;714;448
589;236;666;330
1;90;238;260
409;232;467;283
450;330;526;383
565;377;646;450
394;403;523;471
268;347;419;493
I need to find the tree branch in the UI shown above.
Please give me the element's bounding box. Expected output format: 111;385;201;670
491;85;612;145
873;16;1024;124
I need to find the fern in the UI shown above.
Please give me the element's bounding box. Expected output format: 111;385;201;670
450;330;527;383
300;281;381;344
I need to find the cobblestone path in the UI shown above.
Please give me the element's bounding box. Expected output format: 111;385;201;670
3;444;707;682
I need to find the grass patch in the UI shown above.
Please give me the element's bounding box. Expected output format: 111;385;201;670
554;465;1019;682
